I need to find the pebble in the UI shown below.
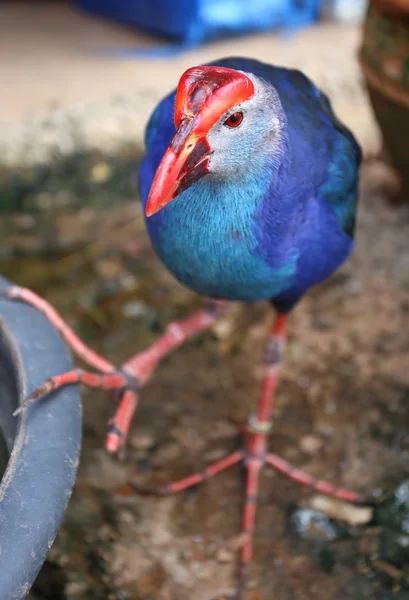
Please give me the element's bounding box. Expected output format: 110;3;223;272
91;162;112;183
289;507;340;542
121;300;153;320
35;191;54;210
374;479;409;531
309;495;373;526
129;429;155;451
95;256;123;280
380;530;409;567
299;434;323;455
216;547;234;563
212;316;235;340
65;581;89;596
13;214;36;230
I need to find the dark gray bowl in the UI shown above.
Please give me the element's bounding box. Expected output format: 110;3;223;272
0;276;82;599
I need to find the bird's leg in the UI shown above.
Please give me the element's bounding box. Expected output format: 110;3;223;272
154;315;285;597
257;315;365;504
105;299;227;452
121;299;226;386
231;312;287;596
159;450;245;493
0;286;116;373
155;313;365;598
264;453;363;503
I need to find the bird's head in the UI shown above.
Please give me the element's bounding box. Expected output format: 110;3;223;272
145;65;285;217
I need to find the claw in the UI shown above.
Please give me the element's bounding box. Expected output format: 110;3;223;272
0;287;15;299
13;378;57;416
13;369;134;418
105;389;140;454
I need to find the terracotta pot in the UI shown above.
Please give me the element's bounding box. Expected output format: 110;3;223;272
359;0;409;199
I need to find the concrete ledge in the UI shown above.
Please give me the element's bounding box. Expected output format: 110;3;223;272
0;3;380;166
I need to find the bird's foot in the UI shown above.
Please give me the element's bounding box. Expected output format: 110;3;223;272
1;286;225;453
11;362;142;454
151;420;366;598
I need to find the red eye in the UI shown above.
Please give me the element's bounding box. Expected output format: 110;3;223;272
224;111;243;128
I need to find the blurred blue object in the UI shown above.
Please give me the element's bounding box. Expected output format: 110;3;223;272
76;0;322;45
321;0;367;23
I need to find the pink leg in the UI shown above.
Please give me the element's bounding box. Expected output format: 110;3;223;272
105;299;226;452
0;286;115;373
236;456;262;600
122;299;226;384
160;450;244;493
13;369;129;416
4;288;367;596
136;313;366;598
230;314;287;598
246;313;364;502
265;453;365;504
106;389;140;454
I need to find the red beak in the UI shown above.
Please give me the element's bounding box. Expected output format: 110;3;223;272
145;117;211;217
145;65;255;218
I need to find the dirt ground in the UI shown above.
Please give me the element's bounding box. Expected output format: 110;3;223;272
18;160;409;599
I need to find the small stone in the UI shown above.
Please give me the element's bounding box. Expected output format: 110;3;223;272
345;278;363;295
79;207;95;224
13;214;35;230
380;530;409;567
119;510;135;525
374;479;409;532
91;162;112;183
299;435;323;455
216;547;234;563
310;495;373;526
212;318;234;340
129;430;155;451
289;507;341;542
55;189;74;206
65;581;89;596
121;300;153;320
120;273;139;291
95;256;123;280
297;375;310;388
35;191;54;210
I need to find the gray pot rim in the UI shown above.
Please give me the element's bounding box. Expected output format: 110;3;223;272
0;276;82;600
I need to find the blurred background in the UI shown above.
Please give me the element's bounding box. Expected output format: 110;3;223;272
3;1;409;599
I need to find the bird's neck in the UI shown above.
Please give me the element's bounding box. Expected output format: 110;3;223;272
198;144;289;213
150;148;297;269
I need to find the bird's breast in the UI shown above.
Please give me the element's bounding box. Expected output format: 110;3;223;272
146;181;295;302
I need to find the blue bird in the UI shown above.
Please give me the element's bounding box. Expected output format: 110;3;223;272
3;57;363;599
135;58;363;592
141;57;360;312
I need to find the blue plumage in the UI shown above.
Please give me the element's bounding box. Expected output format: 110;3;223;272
139;57;361;312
